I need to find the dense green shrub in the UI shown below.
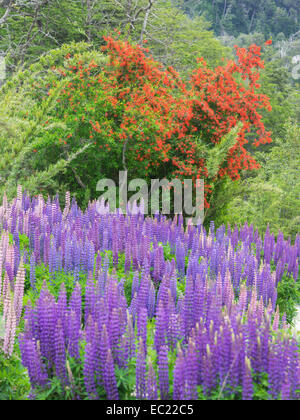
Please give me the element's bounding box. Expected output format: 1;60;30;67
210;122;300;240
0;351;30;400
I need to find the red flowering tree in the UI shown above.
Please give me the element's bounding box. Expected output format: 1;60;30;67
100;37;271;206
5;37;272;207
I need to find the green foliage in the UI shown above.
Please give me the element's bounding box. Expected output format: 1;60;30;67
214;121;300;240
259;60;296;139
204;177;241;228
205;124;242;177
24;249;136;306
145;0;232;72
31;344;93;400
0;351;30;400
190;373;270;400
0;43;107;201
277;273;300;324
0;0;110;71
24;262;87;303
0;0;229;74
184;0;300;38
19;234;30;253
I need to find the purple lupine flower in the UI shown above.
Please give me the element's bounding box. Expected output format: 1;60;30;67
136;339;147;399
85;273;95;324
69;283;82;327
3;297;16;356
67;310;80;360
85;313;96;345
268;340;282;399
169;259;177;302
56;284;67;333
54;319;67;384
131;235;139;270
242;357;253;401
203;345;214;397
117;334;129;370
147;281;156;318
138;268;150;310
293;260;299;281
154;300;166;354
131;272;140;299
83;341;98;399
107;276;119;314
95;298;108;332
158;345;169;400
109;307;120;360
4;191;300;401
147;359;158;400
99;324;110;381
95;252;102;275
104;349;119;400
19;335;47;387
36;284;56;365
184;339;198;400
173;346;185;400
285;338;299;399
280;373;291;401
175;239;185;278
137;306;148;352
30;254;36;291
183;275;195;336
126;313;135;359
124;243;131;273
14;259;25;324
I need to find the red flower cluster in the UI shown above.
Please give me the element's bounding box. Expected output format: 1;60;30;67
42;36;272;208
101;37;271;205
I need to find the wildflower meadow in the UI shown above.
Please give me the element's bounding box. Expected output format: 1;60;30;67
0;0;299;403
0;187;299;400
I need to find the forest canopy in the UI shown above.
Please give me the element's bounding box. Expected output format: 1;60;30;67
184;0;300;38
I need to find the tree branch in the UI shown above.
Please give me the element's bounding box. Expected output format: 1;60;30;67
122;137;129;172
0;1;13;26
139;0;154;44
70;166;87;189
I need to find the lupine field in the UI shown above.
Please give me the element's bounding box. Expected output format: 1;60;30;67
0;0;299;405
0;186;299;400
1;0;300;405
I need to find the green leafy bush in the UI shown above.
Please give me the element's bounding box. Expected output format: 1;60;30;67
0;351;30;400
212;122;300;240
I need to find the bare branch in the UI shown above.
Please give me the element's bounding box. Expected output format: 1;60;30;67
139;0;154;44
134;0;154;21
0;0;13;26
70;166;87;189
